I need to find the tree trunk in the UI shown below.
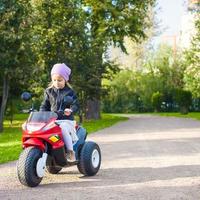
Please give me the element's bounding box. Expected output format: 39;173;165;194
180;106;188;115
0;74;9;133
85;98;101;120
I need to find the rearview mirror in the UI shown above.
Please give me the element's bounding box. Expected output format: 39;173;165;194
21;92;32;102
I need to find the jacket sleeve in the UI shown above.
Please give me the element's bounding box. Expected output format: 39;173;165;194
71;91;79;114
39;89;51;111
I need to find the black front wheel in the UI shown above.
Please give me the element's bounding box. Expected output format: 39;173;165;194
17;147;43;187
77;141;101;176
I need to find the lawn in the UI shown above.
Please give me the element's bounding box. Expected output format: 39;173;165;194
0;113;128;164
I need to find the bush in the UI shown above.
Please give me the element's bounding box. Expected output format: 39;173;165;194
175;89;192;114
151;92;163;112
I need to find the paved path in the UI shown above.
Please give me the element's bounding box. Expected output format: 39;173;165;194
1;115;200;200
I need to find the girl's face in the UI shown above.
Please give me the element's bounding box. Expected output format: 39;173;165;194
51;74;66;89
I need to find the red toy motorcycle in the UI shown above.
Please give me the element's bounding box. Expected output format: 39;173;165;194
17;92;101;187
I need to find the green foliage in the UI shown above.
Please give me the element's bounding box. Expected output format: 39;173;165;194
102;70;153;112
184;14;200;98
0;0;33;79
102;44;187;113
174;89;192;114
0;0;156;125
83;0;155;50
29;0;156;119
0;0;34;132
145;44;185;90
151;91;163;112
5;98;18;124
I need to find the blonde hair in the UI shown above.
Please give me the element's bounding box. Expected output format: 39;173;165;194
48;81;72;89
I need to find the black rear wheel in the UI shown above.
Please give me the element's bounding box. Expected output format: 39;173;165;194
46;156;62;174
77;141;101;176
17;147;43;187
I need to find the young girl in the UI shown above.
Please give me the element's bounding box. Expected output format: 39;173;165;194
40;63;79;162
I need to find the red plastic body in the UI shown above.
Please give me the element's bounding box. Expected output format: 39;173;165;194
22;118;65;151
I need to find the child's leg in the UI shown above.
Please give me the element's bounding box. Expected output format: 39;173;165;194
58;121;76;162
59;122;76;162
68;121;78;143
59;123;73;151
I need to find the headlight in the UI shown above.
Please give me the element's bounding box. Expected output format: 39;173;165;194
22;122;27;131
49;135;60;143
26;122;46;132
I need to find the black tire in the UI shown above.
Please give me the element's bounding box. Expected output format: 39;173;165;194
17;147;43;187
46;156;62;174
77;141;101;176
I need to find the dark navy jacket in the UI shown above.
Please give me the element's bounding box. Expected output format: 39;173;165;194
40;86;79;120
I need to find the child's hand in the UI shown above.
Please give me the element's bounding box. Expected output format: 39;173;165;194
64;108;72;116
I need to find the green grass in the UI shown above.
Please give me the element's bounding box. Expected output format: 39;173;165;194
0;113;128;164
153;112;200;121
0;114;29;164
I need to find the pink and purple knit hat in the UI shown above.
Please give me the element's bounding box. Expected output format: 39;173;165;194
51;63;71;81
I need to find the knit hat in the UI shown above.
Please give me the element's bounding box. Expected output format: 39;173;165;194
51;63;71;81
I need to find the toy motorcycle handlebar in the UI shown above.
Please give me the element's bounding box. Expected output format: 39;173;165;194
55;108;72;118
21;91;74;115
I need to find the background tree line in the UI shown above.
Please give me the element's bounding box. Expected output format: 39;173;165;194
0;0;155;132
102;12;200;114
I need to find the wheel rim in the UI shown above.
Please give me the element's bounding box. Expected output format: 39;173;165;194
91;149;100;168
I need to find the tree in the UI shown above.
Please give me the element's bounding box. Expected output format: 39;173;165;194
30;0;106;120
184;14;200;98
81;0;156;119
151;91;163;112
0;0;33;132
175;89;192;114
31;0;155;120
102;44;186;113
145;44;185;90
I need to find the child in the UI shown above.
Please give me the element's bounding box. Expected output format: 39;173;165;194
40;63;79;162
